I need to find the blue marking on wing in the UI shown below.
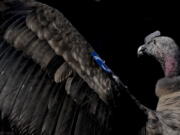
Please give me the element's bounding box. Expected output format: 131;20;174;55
91;51;112;73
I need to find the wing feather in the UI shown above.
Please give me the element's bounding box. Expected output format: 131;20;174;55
0;0;123;134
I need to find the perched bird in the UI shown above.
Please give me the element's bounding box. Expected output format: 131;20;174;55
138;31;180;135
0;0;180;135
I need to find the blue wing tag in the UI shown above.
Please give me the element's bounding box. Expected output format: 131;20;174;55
91;51;112;73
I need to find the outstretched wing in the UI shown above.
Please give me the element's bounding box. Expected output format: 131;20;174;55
0;0;128;134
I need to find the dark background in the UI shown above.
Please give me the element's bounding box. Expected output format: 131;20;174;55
39;0;180;134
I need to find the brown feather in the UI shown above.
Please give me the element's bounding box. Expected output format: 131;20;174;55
54;62;73;83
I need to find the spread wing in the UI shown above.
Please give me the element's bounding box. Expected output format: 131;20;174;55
0;0;128;134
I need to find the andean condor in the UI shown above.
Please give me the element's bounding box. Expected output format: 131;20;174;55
0;0;180;135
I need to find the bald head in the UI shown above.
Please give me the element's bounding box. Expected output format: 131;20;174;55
138;31;180;77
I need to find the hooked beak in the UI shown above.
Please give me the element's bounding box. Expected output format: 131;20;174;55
137;45;146;57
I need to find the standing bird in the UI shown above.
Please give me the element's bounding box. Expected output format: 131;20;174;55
0;0;180;135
